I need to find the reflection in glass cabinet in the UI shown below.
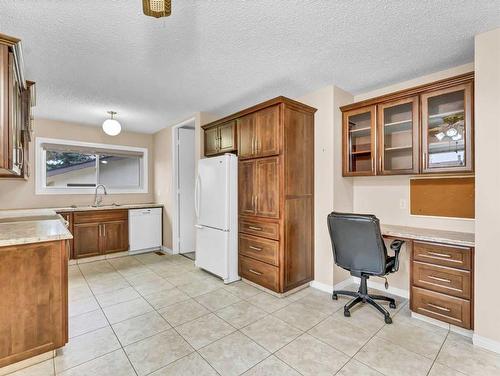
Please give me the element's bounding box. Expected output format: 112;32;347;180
423;85;472;172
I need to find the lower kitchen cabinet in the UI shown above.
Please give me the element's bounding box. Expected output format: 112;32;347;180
72;209;128;259
0;240;68;367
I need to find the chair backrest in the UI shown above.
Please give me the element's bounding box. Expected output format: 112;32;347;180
327;212;387;276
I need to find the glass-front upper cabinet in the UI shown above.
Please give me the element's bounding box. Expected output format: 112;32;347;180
343;105;376;176
421;83;473;173
378;97;419;175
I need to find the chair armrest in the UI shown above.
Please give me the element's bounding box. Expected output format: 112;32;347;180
390;239;405;272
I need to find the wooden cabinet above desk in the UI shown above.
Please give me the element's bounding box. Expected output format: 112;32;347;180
341;72;474;176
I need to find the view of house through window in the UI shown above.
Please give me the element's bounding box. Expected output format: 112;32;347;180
37;138;147;194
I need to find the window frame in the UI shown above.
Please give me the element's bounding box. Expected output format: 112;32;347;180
35;137;148;195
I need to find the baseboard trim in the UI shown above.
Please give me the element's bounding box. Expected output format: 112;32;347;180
161;246;173;255
473;334;500;354
309;277;355;294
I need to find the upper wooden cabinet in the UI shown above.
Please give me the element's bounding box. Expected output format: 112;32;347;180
421;83;473;174
237;105;280;160
343;105;376;176
203;120;237;156
0;34;35;179
341;73;474;176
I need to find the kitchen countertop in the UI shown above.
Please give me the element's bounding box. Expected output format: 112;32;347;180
381;224;475;247
0;203;163;247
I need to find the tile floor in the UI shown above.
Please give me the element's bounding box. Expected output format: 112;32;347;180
6;252;500;376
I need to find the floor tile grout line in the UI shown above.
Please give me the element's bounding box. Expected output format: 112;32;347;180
76;261;140;376
425;330;451;376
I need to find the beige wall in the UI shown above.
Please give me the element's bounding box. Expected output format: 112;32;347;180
474;28;500;347
297;86;354;288
0;118;154;210
153;112;218;250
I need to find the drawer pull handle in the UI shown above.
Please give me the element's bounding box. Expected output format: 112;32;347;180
248;245;263;251
425;251;452;259
248;269;263;276
428;275;452;283
248;226;262;231
427;303;451;312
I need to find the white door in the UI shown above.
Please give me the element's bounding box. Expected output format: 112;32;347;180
197;156;228;230
178;128;195;254
195;226;227;278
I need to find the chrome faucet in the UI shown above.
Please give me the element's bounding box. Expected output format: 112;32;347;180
93;184;107;207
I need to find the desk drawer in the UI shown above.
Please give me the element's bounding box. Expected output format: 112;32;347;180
239;218;279;240
411;286;471;329
239;255;279;292
239;234;279;266
412;261;471;299
413;241;472;270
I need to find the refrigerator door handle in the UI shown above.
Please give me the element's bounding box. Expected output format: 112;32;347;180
194;174;201;219
194;224;204;229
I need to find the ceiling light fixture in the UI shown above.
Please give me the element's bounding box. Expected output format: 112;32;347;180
102;111;121;136
143;0;171;18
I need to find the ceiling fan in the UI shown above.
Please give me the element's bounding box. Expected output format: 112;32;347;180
142;0;171;18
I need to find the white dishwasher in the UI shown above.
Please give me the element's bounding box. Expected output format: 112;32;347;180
129;208;162;253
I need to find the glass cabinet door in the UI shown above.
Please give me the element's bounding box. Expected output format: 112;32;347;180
378;97;419;174
343;106;376;176
422;83;473;173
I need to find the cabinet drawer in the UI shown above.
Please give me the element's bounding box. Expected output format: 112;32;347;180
239;218;279;240
411;286;471;329
412;261;471;299
239;234;279;266
413;241;472;270
74;210;128;224
239;255;279;292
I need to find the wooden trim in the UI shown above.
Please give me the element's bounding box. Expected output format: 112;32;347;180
202;96;317;130
0;33;21;47
340;72;474;112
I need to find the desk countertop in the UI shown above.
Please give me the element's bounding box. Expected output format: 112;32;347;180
381;224;474;247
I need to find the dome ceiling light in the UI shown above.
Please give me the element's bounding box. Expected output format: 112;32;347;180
102;111;122;136
143;0;171;18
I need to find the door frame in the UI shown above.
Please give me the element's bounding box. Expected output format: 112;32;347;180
171;117;196;255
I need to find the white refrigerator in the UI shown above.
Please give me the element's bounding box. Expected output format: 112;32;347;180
194;154;239;284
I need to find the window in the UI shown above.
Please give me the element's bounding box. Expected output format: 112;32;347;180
36;138;148;194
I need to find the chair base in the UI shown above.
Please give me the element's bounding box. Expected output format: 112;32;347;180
332;275;396;324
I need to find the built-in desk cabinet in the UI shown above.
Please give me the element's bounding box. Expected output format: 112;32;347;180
341;73;474;176
410;240;474;329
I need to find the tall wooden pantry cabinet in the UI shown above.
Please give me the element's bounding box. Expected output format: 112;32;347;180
203;97;316;293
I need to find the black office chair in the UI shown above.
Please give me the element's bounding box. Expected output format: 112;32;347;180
327;212;404;324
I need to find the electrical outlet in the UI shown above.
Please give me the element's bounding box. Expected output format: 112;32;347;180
399;199;407;210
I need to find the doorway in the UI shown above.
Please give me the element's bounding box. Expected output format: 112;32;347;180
172;119;196;259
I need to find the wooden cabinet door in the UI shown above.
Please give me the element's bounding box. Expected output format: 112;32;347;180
255;157;280;218
342;105;377;176
255;105;280;158
58;212;74;258
238;160;256;216
101;220;129;254
218;121;237;153
377;96;419;175
237;113;256;159
73;223;101;259
204;126;219;156
421;82;473;173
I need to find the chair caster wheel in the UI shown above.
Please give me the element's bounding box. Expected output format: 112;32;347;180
389;302;396;309
344;310;351;317
332;294;338;300
385;316;393;324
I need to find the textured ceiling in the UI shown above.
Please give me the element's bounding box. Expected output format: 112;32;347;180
0;1;499;133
